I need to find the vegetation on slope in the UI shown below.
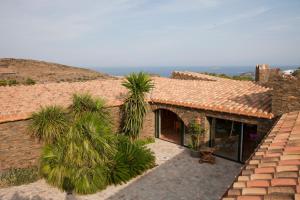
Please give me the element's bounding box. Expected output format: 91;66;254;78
203;72;254;81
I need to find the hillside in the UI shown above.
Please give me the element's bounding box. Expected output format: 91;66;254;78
0;58;114;85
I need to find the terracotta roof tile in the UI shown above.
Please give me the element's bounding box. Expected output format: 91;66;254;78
222;111;300;200
0;75;273;123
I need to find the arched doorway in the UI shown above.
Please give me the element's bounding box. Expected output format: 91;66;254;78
155;109;185;145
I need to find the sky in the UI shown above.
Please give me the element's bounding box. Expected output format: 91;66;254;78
0;0;299;68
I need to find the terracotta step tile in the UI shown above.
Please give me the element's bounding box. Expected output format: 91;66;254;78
222;198;236;200
254;167;275;174
237;196;262;200
285;146;300;152
261;157;280;163
246;180;270;187
264;153;282;158
281;155;300;160
242;170;254;176
250;174;273;180
234;182;247;189
258;162;277;168
249;160;260;165
242;187;267;195
264;194;294;200
228;189;242;196
295;194;300;200
238;176;250;182
271;178;297;186
275;171;299;178
268;186;295;195
276;165;299;172
279;159;300;165
247;165;258;170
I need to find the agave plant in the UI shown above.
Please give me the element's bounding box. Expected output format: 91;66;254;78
30;106;69;144
122;72;154;140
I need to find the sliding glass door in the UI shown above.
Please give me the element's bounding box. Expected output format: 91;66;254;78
209;117;257;162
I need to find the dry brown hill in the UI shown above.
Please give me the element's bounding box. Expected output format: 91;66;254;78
0;58;114;85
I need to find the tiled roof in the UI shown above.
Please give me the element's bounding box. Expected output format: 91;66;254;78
222;111;300;200
0;79;127;123
0;76;273;123
172;71;229;81
151;77;273;119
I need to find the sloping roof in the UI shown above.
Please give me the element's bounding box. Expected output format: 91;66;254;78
151;77;273;119
222;111;300;200
0;76;273;123
0;79;127;123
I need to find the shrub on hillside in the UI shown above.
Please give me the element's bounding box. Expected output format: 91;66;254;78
25;78;36;85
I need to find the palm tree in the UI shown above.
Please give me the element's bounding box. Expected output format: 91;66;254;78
122;72;154;141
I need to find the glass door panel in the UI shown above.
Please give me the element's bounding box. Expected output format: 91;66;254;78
242;124;258;162
210;118;241;161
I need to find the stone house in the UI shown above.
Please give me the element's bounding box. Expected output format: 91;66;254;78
0;65;299;171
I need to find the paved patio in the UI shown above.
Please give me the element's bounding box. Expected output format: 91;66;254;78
0;139;242;200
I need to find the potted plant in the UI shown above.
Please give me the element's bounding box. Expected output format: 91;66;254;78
188;119;204;158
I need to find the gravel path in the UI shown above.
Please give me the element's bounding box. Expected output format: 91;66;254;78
0;139;242;200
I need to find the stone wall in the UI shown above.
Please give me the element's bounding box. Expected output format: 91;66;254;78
150;103;275;144
271;75;300;116
255;64;281;86
0;120;42;171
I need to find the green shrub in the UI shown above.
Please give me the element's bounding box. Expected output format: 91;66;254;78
0;80;7;86
25;78;36;85
188;120;204;151
134;137;155;146
30;106;69;144
107;136;155;185
0;167;39;187
7;79;18;86
31;93;155;195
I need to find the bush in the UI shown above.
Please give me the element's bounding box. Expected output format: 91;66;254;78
25;78;36;85
188;120;204;151
107;136;155;185
0;167;39;187
31;93;155;195
7;79;18;86
134;137;155;146
30;106;69;144
0;80;7;86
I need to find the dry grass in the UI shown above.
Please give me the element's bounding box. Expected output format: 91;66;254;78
0;58;115;84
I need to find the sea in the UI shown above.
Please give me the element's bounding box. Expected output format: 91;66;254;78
94;66;297;77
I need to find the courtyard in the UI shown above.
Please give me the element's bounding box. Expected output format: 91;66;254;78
0;139;242;200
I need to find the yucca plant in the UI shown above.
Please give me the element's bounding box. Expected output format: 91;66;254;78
122;72;154;140
30;106;69;144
